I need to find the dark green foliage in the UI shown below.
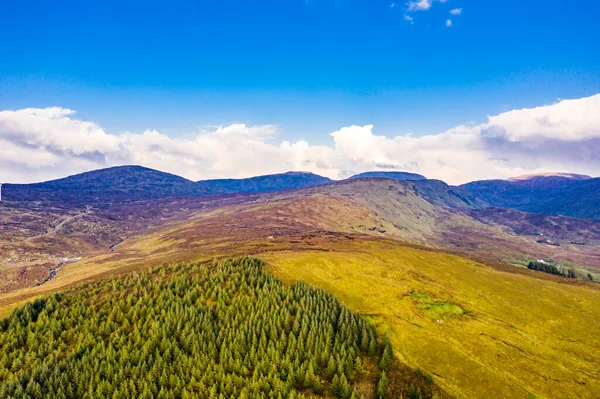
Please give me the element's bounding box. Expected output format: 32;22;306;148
0;258;382;399
414;368;434;385
376;371;389;399
424;373;434;385
527;260;574;278
378;339;393;372
408;383;424;399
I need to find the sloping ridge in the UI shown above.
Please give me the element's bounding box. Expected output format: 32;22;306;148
412;179;487;209
346;172;484;210
287;178;495;243
279;178;600;268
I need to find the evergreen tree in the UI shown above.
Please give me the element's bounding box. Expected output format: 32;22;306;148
376;371;389;399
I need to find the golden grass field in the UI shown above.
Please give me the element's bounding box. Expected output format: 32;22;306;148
1;232;599;398
263;240;600;399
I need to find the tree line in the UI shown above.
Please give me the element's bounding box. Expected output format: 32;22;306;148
527;260;576;278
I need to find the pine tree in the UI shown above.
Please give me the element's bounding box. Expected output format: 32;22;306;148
330;374;341;397
354;356;365;374
376;371;389;399
339;374;352;399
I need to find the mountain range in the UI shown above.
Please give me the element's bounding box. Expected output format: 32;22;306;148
3;166;598;219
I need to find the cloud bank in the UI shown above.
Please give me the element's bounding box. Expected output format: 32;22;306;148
1;94;600;185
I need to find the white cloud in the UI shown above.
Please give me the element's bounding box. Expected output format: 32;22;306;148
404;14;414;22
407;0;432;11
445;19;453;27
390;3;396;8
485;96;600;142
406;0;450;12
1;95;600;185
450;8;462;15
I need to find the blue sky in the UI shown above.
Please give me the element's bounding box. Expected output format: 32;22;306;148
1;0;599;143
1;1;600;185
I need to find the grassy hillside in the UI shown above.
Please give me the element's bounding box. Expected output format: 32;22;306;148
1;258;420;399
264;240;600;399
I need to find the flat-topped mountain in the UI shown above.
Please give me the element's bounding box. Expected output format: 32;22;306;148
349;171;426;181
507;172;592;182
199;171;333;194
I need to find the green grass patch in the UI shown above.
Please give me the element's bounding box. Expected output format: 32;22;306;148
411;291;464;319
411;291;429;300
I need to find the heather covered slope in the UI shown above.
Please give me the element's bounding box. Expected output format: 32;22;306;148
69;177;600;274
346;174;486;210
3;177;600;295
461;173;600;219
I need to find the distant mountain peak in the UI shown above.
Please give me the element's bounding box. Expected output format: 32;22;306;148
507;173;592;182
349;171;427;181
282;171;322;176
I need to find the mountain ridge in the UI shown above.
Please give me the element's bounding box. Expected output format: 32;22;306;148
1;166;432;203
462;174;600;219
198;171;333;194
